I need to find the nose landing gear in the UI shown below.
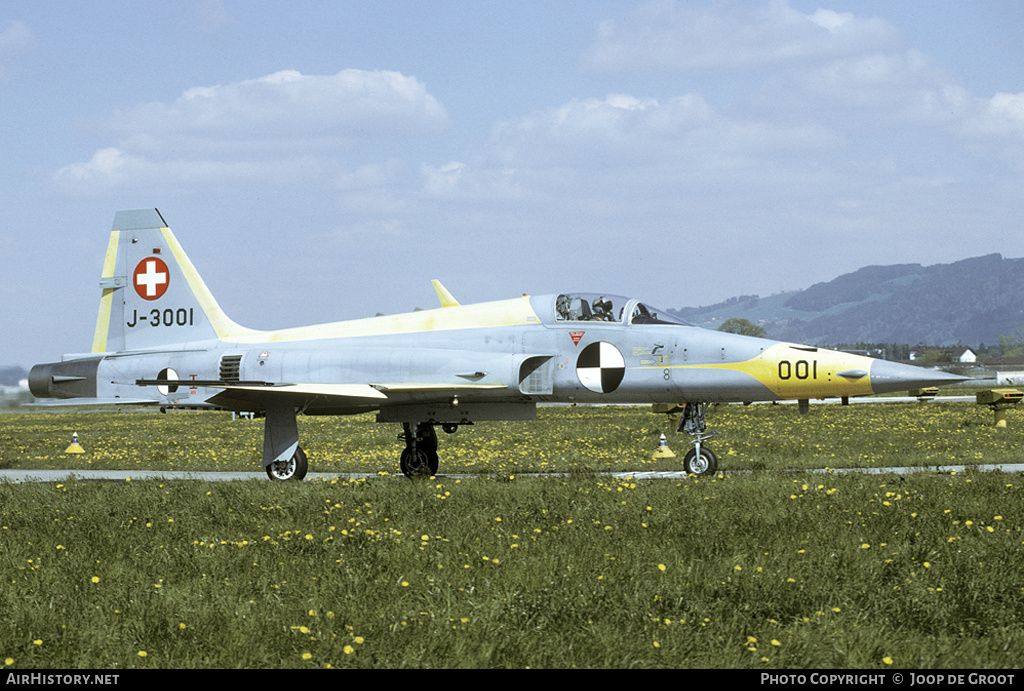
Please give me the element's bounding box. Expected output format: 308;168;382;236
678;403;718;476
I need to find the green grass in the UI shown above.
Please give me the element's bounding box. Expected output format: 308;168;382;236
3;398;1022;475
1;402;1023;668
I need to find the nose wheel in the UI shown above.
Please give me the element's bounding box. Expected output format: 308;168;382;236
678;403;719;476
682;444;718;475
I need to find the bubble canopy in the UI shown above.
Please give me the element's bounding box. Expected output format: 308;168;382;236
532;293;693;326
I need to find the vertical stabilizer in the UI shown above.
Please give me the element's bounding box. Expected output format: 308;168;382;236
91;209;252;353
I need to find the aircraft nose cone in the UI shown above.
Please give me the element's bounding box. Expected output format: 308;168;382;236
869;360;966;394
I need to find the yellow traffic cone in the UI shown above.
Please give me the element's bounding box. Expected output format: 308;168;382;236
652;433;675;459
64;432;85;454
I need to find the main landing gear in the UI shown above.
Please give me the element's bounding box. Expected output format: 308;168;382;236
265;446;309;481
400;422;439;477
678;403;718;476
398;421;467;477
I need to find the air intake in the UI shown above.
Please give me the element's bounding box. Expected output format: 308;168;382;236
219;355;242;382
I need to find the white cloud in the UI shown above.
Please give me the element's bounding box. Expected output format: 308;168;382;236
755;50;972;127
107;69;447;149
489;93;716;167
975;92;1024;135
485;91;836;173
421;161;467;197
53;146;315;195
0;19;33;79
584;0;897;73
808;9;853;34
55;69;447;193
0;20;33;50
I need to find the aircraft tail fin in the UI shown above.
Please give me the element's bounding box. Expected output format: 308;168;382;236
91;209;253;353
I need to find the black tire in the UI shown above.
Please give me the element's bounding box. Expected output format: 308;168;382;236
682;445;717;475
400;447;439;477
265;446;309;481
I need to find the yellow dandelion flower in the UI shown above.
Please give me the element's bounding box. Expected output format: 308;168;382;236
137;651;147;658
883;656;893;665
302;652;312;660
658;564;666;571
91;576;100;584
344;645;355;655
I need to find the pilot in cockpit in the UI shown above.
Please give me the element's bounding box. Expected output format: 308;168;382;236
592;296;614;321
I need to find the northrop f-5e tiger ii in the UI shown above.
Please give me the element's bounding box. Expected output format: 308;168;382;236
30;209;964;480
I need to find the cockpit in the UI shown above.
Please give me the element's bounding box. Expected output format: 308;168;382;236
546;293;692;326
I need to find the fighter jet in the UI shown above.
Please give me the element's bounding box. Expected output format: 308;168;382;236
29;209;964;480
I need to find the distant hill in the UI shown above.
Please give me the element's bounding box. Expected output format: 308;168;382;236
670;254;1024;347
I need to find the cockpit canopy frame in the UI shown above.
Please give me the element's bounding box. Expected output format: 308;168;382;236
546;293;691;326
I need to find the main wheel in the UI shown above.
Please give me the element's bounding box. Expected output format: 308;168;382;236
265;446;309;481
400;447;439;478
682;445;717;476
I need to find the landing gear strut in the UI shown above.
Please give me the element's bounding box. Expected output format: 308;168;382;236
678;403;718;476
400;422;439;477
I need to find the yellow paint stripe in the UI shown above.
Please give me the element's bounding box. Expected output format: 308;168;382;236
663;343;876;399
432;279;460;307
224;296;541;344
160;227;256;339
90;231;120;353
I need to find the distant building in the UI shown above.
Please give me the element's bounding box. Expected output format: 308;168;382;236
908;347;977;364
957;348;977;363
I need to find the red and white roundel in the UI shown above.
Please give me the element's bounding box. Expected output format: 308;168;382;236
133;258;170;300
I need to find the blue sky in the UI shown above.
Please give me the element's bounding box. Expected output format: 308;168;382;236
3;1;1023;368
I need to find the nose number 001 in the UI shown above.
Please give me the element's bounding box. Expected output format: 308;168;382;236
778;359;817;380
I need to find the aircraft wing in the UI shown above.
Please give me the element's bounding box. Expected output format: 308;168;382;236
134;380;386;411
135;378;507;412
372;383;506;392
216;383;389;399
25;397;161;407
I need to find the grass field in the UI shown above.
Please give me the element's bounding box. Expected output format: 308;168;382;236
1;401;1023;668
